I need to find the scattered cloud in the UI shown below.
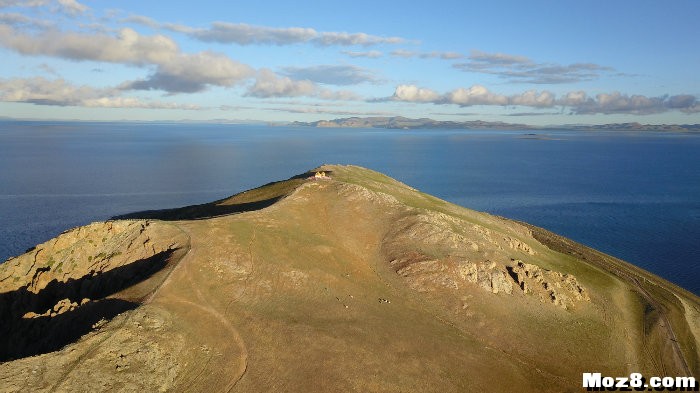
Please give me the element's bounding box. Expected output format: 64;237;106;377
280;65;378;86
389;84;441;102
56;0;87;15
571;92;700;115
264;107;394;116
389;49;463;60
454;50;617;84
0;76;102;106
122;51;254;93
245;69;316;98
37;63;58;76
258;99;345;107
342;50;383;58
0;26;179;65
121;14;159;28
467;50;530;67
0;26;254;93
0;77;204;109
390;49;416;58
125;16;405;47
82;97;203;110
383;84;700;115
218;103;393;116
0;0;88;15
505;111;561;117
0;12;53;28
433;52;463;60
429;111;481;116
245;69;360;100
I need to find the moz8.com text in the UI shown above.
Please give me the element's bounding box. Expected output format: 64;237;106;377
583;372;697;391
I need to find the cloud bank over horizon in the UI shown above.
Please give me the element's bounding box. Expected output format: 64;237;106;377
383;84;700;115
0;0;698;123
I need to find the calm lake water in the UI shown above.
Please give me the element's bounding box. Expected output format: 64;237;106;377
1;121;698;295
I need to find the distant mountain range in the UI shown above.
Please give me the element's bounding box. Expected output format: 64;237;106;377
291;116;700;132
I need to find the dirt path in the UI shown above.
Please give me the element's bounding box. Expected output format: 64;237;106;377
170;222;249;393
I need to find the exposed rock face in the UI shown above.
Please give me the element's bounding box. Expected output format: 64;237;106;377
457;260;513;294
383;210;543;299
0;220;187;361
510;260;590;309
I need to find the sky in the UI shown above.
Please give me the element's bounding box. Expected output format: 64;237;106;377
0;0;699;125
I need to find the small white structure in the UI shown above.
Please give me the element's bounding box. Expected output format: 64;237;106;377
312;171;330;180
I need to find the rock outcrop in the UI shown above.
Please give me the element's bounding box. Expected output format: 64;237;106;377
510;260;590;309
0;220;187;361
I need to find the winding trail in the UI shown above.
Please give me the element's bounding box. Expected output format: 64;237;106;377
165;221;249;393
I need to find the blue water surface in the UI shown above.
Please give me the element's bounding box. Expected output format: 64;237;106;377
1;121;698;295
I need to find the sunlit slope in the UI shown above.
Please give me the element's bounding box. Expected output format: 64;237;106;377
1;164;697;392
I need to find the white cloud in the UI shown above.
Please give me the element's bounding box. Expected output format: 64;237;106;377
383;84;700;115
122;14;159;28
245;69;317;98
280;65;378;86
0;77;100;105
435;52;463;60
0;77;205;109
468;50;531;66
342;50;383;58
0;0;88;15
263;106;394;116
444;85;509;106
0;12;53;28
0;26;179;65
245;69;360;100
189;22;316;45
0;26;254;93
392;84;441;102
56;0;87;15
317;89;361;101
558;91;587;106
82;97;203;110
390;49;416;58
454;50;617;84
124;16;405;47
315;31;402;46
389;49;464;60
124;51;254;93
509;90;555;107
570;92;700;115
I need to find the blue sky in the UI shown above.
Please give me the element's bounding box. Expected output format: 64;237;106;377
0;0;698;125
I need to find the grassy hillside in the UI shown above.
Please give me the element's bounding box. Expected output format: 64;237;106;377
1;164;697;392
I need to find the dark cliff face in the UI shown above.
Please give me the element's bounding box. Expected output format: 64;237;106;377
1;165;697;392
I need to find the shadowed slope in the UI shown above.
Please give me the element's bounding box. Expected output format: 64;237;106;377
113;171;322;221
0;249;176;361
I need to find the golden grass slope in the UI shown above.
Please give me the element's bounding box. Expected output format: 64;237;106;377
0;164;697;392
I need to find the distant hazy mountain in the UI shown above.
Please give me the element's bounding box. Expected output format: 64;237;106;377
292;116;700;132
